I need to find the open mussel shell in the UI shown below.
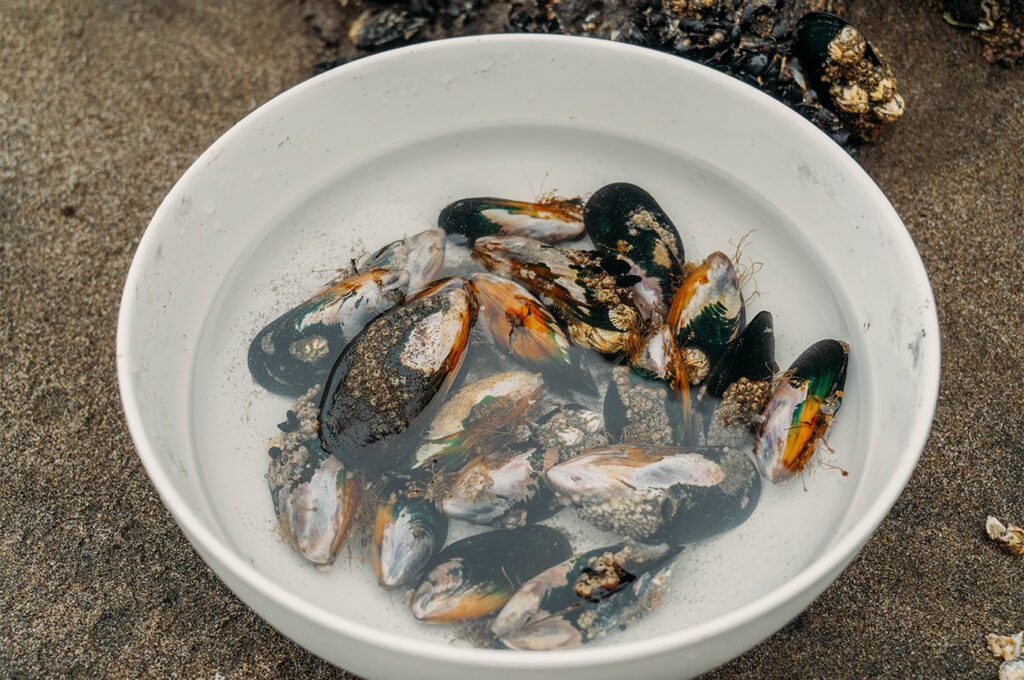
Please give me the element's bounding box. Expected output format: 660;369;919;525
471;235;642;351
584;183;686;322
439;196;584;244
248;268;410;397
409;525;572;623
441;446;559;529
668;251;745;352
352;228;446;294
410;370;543;472
467;273;597;396
755;339;849;484
492;542;680;650
546;445;760;546
702;310;777;401
372;481;448;589
318;283;476;471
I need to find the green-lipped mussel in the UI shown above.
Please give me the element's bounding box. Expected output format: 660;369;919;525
410;370;543;472
668;251;745;354
248;268;409;397
441;445;559;529
466;273;597;395
546;445;761;545
372;480;448;588
472;235;642;354
266;386;360;567
319;283;476;471
754;339;849;484
584;183;686;323
439;196;584;244
491;542;680;650
351;227;446;293
409;525;572;623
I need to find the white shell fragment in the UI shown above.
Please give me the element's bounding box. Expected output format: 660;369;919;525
987;631;1024;661
1000;660;1024;680
986;516;1024;555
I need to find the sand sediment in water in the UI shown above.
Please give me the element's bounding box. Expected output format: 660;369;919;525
1;1;1022;677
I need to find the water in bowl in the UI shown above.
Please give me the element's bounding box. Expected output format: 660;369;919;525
191;125;865;649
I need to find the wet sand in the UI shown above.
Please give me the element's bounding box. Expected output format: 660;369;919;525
1;1;1022;677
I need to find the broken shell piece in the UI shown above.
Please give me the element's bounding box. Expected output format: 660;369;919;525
1001;660;1024;680
986;516;1024;555
987;631;1024;661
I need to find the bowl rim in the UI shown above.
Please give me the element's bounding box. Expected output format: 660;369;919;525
117;33;940;670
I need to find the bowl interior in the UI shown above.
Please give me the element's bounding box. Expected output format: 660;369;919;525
118;35;938;669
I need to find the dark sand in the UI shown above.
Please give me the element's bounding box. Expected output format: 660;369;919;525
1;1;1022;678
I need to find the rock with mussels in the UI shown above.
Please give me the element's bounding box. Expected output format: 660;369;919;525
439;196;584;244
409;525;572;623
584;183;687;323
319;282;476;471
372;480;448;589
754;338;849;484
546;445;760;545
265;386;360;568
492;542;680;650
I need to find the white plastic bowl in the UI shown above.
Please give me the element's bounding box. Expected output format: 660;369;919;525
117;35;939;680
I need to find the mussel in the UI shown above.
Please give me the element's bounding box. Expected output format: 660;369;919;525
700;310;777;447
492;542;680;650
467;273;596;395
625;324;682;383
795;12;905;142
439;196;584;244
441;445;559;528
351;228;446;294
248;269;409;397
319;282;476;471
754;339;849;483
472;235;642;353
266;386;360;567
372;480;448;588
701;310;777;400
410;370;543;471
409;525;572;623
546;445;760;545
584;183;687;322
668;251;745;354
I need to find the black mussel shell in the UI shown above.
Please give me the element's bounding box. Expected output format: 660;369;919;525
795;12;881;78
657;446;761;545
410;525;572;623
584;183;685;265
702;310;777;401
318;287;474;471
